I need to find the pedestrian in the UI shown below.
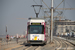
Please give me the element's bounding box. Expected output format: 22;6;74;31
16;34;19;44
6;34;9;44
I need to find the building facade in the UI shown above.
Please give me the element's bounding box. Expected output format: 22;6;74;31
54;19;75;36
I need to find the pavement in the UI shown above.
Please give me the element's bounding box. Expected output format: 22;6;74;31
1;38;26;45
0;38;26;50
5;44;23;50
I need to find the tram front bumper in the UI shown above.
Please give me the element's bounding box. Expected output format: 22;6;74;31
27;40;46;44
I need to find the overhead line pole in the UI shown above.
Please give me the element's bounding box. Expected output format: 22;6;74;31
50;0;53;43
42;0;54;43
6;25;7;35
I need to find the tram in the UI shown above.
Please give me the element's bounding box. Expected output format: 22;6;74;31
27;18;47;44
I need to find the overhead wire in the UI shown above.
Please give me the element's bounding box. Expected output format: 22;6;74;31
54;0;56;9
33;0;38;5
40;0;45;18
65;0;72;8
62;0;65;20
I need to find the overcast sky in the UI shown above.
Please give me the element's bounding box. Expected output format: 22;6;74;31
0;0;75;35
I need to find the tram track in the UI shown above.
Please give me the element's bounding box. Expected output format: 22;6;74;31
34;46;41;50
55;38;69;50
23;46;33;50
11;44;42;50
23;45;42;50
61;40;67;50
60;39;73;50
59;38;74;50
63;40;74;50
54;39;62;50
54;37;74;50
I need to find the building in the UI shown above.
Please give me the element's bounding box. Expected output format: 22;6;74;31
54;19;75;36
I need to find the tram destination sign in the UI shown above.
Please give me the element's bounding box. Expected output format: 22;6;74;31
31;23;41;25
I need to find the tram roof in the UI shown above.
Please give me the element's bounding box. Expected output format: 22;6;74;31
28;18;45;22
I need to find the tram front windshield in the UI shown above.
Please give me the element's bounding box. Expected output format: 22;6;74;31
28;25;44;34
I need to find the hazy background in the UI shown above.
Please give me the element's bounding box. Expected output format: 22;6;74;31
0;0;75;36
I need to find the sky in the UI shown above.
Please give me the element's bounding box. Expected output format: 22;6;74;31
0;0;75;35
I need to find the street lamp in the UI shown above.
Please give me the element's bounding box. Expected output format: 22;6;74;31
32;5;42;18
6;25;7;34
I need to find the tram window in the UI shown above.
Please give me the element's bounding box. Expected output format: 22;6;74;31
28;25;44;34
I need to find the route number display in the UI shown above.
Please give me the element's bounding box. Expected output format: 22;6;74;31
31;23;41;25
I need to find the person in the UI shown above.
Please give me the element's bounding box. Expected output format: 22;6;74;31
6;34;9;39
6;34;9;44
16;34;19;44
58;33;59;37
68;33;70;36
